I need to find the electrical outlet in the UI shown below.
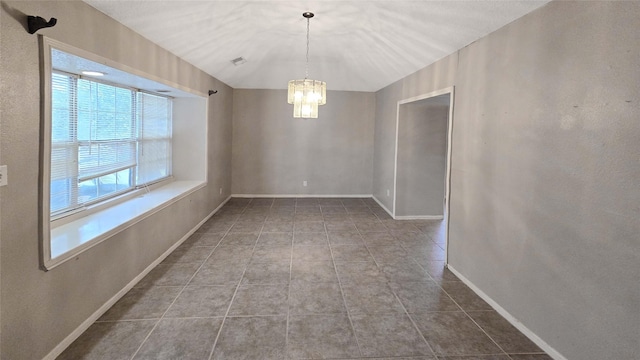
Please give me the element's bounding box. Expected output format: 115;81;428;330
303;180;308;187
386;189;390;197
0;165;7;187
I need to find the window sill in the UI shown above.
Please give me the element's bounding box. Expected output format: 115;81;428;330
46;180;205;270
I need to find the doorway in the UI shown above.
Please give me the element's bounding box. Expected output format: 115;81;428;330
393;87;454;259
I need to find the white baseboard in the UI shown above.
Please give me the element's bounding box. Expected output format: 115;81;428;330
43;196;231;360
372;195;394;217
394;215;444;220
231;194;373;198
447;265;568;360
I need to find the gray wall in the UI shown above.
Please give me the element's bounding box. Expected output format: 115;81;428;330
373;2;640;359
396;99;448;217
0;1;232;359
232;89;375;196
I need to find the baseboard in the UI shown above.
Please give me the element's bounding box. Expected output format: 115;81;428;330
372;195;394;217
231;193;373;198
447;265;568;360
394;215;444;220
43;195;231;360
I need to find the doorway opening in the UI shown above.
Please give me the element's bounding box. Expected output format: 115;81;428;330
393;87;454;262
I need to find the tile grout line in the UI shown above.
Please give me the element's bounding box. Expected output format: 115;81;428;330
366;210;516;358
352;200;391;278
439;287;513;358
355;204;439;359
284;199;295;357
325;200;366;358
380;263;439;359
347;216;427;358
397;242;441;284
128;203;242;360
452;296;511;358
206;201;263;360
394;293;440;359
396;221;513;358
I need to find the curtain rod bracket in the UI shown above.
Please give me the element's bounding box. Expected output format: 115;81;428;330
208;90;218;96
28;16;57;34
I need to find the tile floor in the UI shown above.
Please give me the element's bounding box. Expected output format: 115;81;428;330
59;197;551;360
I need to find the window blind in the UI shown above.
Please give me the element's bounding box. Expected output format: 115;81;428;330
137;92;172;185
50;72;172;217
76;79;136;182
50;72;78;214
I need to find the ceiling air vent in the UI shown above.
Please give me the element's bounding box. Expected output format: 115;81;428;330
231;57;247;66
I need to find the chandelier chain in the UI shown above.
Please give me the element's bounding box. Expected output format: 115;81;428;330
305;17;310;79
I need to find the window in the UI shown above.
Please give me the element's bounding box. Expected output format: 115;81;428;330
41;38;208;270
50;72;172;218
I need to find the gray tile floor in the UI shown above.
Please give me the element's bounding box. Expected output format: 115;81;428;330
59;197;552;360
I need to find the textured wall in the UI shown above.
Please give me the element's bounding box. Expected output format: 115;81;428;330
232;89;375;196
373;2;640;359
0;1;232;359
396;100;449;217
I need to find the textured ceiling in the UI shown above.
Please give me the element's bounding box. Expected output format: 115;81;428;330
83;0;550;92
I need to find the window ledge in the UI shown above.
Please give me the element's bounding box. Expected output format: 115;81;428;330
46;180;205;270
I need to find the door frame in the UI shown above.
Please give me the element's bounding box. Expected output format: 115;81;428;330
392;86;455;262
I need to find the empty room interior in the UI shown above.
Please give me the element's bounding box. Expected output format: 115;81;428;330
0;1;638;359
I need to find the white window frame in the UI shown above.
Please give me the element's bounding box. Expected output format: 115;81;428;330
40;37;208;271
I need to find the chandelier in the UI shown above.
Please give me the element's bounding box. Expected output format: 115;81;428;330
287;12;326;119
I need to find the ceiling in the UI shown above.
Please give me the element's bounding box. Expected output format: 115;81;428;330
83;0;550;92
